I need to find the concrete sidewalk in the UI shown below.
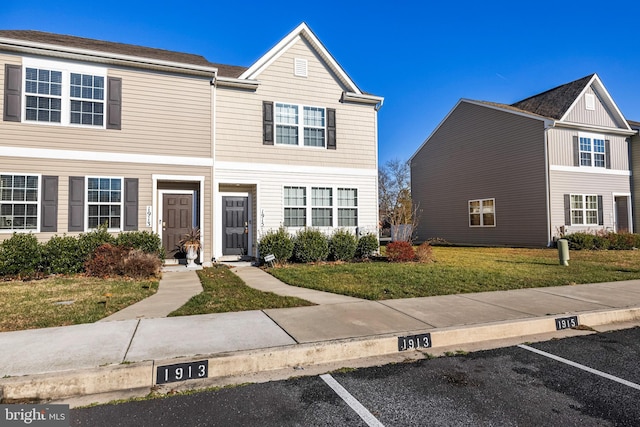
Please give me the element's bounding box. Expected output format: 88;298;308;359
1;267;640;405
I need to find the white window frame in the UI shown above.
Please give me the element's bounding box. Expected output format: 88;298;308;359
275;102;326;148
283;185;359;229
22;58;107;129
578;132;606;168
337;188;358;227
311;187;333;227
283;186;307;227
86;176;124;231
570;194;599;225
0;173;41;233
469;198;496;227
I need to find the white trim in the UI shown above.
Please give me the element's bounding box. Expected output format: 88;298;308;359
282;184;360;230
468;198;496;228
612;192;633;233
1;146;214;167
0;172;42;234
152;175;205;263
22;57;108;129
569;193;599;226
239;23;363;95
85;176;123;232
274;102;326;148
215;161;377;177
550;165;630;176
553;121;636;136
559;74;632;132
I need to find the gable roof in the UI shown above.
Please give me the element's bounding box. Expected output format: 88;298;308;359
511;74;594;120
239;23;364;96
0;29;246;77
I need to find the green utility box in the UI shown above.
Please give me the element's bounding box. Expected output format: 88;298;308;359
557;239;570;266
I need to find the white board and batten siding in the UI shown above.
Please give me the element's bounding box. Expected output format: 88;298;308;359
563;86;623;129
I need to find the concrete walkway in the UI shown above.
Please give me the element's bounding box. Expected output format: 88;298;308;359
99;271;203;321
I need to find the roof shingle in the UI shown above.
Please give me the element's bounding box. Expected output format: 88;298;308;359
0;30;247;78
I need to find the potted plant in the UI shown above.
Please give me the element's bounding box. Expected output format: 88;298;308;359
179;227;201;268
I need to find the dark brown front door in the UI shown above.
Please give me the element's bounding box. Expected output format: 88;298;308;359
222;196;248;256
615;196;629;232
163;193;193;258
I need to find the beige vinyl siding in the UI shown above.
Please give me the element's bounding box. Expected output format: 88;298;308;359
549;169;630;235
215;37;377;170
0;54;213;158
0;156;213;260
563;87;619;128
547;128;629;170
411;102;548;247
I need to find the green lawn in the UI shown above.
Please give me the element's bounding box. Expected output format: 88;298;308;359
168;264;314;316
0;276;158;332
267;247;640;300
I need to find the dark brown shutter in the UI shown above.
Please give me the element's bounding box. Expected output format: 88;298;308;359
123;178;138;231
68;176;85;231
605;140;611;169
41;176;58;232
263;101;274;145
327;108;336;150
572;135;580;167
597;195;604;225
107;77;122;130
4;64;22;122
564;194;571;226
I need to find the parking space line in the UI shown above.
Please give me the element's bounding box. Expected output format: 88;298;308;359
518;344;640;391
320;374;385;427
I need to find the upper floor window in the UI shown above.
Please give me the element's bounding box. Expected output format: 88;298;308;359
579;136;605;167
469;198;495;227
275;103;325;148
22;59;106;128
0;174;39;231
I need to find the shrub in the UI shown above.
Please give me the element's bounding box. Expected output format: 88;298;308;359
84;244;128;278
329;229;357;261
355;233;379;259
115;231;165;260
258;227;294;263
293;228;329;263
564;232;596;250
42;235;83;274
604;231;636;250
77;225;115;265
386;241;415;262
415;242;435;263
0;233;42;277
122;249;162;279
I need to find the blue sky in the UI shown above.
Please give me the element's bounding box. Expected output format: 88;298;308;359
3;0;639;165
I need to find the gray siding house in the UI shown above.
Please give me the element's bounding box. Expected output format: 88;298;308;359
410;74;637;247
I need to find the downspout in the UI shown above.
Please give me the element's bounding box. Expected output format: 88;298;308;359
374;99;383;241
544;125;552;246
210;72;217;264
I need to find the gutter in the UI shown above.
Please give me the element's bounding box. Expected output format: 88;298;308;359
341;92;384;110
215;76;259;90
0;37;218;77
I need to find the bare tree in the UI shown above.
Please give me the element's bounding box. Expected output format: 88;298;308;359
378;159;421;242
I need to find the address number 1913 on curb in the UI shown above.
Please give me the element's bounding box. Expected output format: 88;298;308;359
156;360;209;384
398;333;432;351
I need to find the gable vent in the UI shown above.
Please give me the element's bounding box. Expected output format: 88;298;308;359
585;93;595;111
294;58;308;77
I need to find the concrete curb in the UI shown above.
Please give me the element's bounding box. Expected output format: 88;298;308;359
2;307;640;403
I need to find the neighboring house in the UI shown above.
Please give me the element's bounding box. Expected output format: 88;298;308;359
410;74;637;247
0;23;383;263
628;120;640;233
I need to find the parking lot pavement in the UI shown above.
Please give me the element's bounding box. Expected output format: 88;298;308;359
71;326;640;426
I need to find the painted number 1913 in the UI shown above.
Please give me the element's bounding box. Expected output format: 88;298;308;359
398;333;432;351
156;360;209;384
